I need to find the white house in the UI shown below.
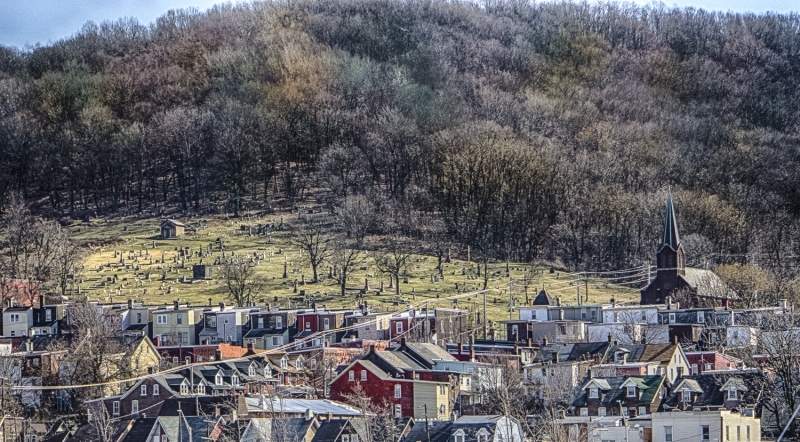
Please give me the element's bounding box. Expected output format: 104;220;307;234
651;410;761;442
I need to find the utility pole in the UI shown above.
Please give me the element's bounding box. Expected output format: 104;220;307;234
483;292;487;339
424;404;430;442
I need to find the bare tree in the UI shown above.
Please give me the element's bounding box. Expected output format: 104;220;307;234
86;401;117;442
335;195;374;249
291;216;332;283
342;383;401;442
374;235;412;296
330;239;365;299
220;258;266;307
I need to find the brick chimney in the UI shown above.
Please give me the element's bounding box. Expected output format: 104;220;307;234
219;302;225;312
174;300;179;310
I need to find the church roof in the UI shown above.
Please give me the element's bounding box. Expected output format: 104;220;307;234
662;192;680;250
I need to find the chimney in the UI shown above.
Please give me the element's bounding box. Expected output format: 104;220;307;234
641;336;647;345
128;299;133;309
458;343;463;354
665;296;671;309
305;408;314;421
202;338;210;345
153;336;161;346
219;302;225;311
327;412;333;421
673;335;679;345
556;296;561;307
554;352;560;363
724;298;729;310
514;343;519;355
587;367;592;379
675;302;680;310
247;341;254;352
214;406;220;417
400;337;406;347
490;328;496;341
610;298;616;308
469;335;475;361
174;300;179;310
730;310;735;326
215;349;222;361
558;309;565;320
527;338;532;348
543;336;549;347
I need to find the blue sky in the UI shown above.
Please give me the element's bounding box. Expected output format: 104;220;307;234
0;0;797;50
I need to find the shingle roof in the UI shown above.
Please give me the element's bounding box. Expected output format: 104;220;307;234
404;420;452;442
157;416;220;442
663;370;766;410
533;289;555;306
312;419;349;442
405;342;456;363
120;418;157;442
573;375;664;407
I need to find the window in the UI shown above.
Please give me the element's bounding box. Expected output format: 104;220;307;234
361;370;367;381
209;316;216;327
394;384;402;398
396;322;403;334
153;384;159;396
729;388;738;400
46;310;52;321
141;385;147;396
664;426;673;442
439;385;446;395
232;375;239;386
692;364;699;375
698;312;705;323
512;325;519;337
197;356;203;362
275;317;282;328
272;337;280;346
185;356;191;365
9;331;14;337
627;386;636;397
701;425;710;441
589;388;599;398
181;383;189;395
343;436;350;442
639;406;646;416
25;436;37;442
351;435;358;442
580;408;588;416
454;432;465;442
216;374;223;386
131;400;138;414
439;404;445;414
157;315;167;324
682;391;691;402
136;313;142;323
305;321;311;329
705;363;713;371
349;371;354;381
726;426;730;441
112;401;120;415
323;318;330;330
746;425;750;441
395;404;402;418
598;407;606;416
669;313;676;324
173;357;179;364
9;314;19;323
176;313;183;325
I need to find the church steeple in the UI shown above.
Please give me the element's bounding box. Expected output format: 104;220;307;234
662;191;680;250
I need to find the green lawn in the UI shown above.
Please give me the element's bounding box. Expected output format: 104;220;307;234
69;214;640;325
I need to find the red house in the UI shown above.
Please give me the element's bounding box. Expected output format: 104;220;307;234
685;351;742;375
329;339;456;420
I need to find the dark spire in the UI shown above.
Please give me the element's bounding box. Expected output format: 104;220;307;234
662;190;680;250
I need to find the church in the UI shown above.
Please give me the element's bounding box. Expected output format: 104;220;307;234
640;193;733;306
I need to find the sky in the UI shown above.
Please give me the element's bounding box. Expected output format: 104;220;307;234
0;0;797;50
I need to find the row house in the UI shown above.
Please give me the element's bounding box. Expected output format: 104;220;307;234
685;351;743;375
2;306;33;337
295;309;354;347
156;341;253;366
388;311;433;342
329;340;458;419
652;410;762;442
524;340;611;387
199;303;251;344
573;374;667;418
503;317;588;343
405;415;524;442
265;352;312;394
601;341;690;384
344;311;393;341
151;302;202;345
243;307;298;350
662;369;765;413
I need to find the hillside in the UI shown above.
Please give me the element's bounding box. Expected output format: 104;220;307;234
70;213;640;325
1;0;799;281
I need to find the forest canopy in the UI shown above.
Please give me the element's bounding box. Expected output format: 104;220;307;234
1;0;799;276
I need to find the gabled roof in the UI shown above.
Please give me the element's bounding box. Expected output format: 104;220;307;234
120;418;157;442
161;219;186;227
674;378;703;393
573;375;664;407
404;420;452;442
156;415;222;442
532;289;555;306
662;370;766;410
604;343;679;365
312;419;351;442
403;342;457;365
244;328;288;338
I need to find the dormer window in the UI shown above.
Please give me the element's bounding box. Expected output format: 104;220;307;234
627;386;636;397
276;317;282;328
280;358;288;370
729;388;738;400
249;366;256;376
682;391;692;402
589;388;599;399
181;382;189;395
232;375;239;386
216;374;223;386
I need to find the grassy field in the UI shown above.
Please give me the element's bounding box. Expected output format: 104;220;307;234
69;213;640;325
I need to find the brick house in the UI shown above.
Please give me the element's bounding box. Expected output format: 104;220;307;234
685;351;742;375
329;341;455;420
